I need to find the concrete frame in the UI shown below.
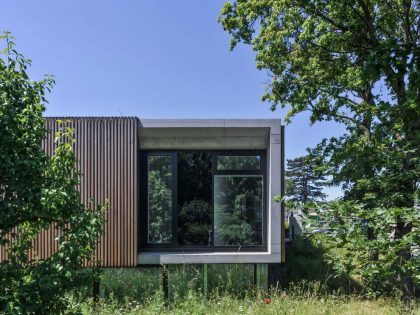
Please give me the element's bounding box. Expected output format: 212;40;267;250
137;119;283;265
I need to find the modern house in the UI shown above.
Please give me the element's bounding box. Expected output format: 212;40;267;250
1;117;285;285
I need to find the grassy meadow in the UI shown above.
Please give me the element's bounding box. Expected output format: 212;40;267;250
65;266;420;315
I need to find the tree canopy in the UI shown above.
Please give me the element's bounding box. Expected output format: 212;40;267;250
219;0;419;203
219;0;419;296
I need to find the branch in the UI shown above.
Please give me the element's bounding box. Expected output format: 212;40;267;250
330;112;360;125
315;11;350;32
356;0;379;45
336;95;360;106
402;0;414;44
307;101;361;126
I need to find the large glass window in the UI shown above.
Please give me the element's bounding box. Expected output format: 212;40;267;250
142;151;266;250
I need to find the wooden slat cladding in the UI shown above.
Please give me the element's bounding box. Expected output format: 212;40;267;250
0;117;139;267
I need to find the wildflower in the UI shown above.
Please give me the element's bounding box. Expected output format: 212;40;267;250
264;298;271;304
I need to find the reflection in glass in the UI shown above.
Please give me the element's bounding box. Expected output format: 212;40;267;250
217;156;261;170
177;152;213;245
147;156;173;243
214;176;263;246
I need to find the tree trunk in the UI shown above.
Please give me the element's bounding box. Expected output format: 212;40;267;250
394;154;416;298
394;218;414;298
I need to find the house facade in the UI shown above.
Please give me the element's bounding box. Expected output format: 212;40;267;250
1;117;285;282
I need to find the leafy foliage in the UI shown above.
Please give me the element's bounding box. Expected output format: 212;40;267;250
0;32;105;314
285;235;360;294
219;0;420;296
305;202;420;297
286;156;326;203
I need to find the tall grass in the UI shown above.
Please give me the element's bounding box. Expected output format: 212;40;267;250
63;235;420;313
94;264;257;302
169;263;256;299
69;296;419;315
99;267;161;302
67;280;419;314
65;266;419;314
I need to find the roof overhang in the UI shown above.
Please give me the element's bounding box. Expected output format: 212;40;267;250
138;119;280;150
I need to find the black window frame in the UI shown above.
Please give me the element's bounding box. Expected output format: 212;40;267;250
139;150;267;252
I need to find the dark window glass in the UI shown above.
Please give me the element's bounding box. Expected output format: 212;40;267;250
177;152;213;246
214;175;263;246
147;155;173;244
217;156;261;170
143;151;265;250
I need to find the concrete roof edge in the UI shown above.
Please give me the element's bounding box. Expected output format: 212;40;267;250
139;118;281;130
44;117;281;133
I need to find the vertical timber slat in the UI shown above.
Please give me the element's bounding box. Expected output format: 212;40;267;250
0;117;139;267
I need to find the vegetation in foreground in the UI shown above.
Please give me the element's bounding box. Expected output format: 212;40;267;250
61;265;420;315
68;293;419;315
0;32;105;314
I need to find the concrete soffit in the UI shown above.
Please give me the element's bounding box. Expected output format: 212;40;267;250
137;119;281;150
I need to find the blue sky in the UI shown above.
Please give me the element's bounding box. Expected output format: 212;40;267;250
2;0;345;198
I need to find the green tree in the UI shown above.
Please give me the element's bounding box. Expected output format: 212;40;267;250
0;32;104;313
286;156;326;203
219;0;419;296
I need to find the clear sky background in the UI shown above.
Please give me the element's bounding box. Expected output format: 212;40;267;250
2;0;345;199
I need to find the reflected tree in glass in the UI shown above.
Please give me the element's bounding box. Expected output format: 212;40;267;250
148;156;172;243
214;176;263;245
177;152;213;245
178;200;212;246
217;156;261;170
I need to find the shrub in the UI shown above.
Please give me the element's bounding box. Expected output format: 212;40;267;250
0;32;104;314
